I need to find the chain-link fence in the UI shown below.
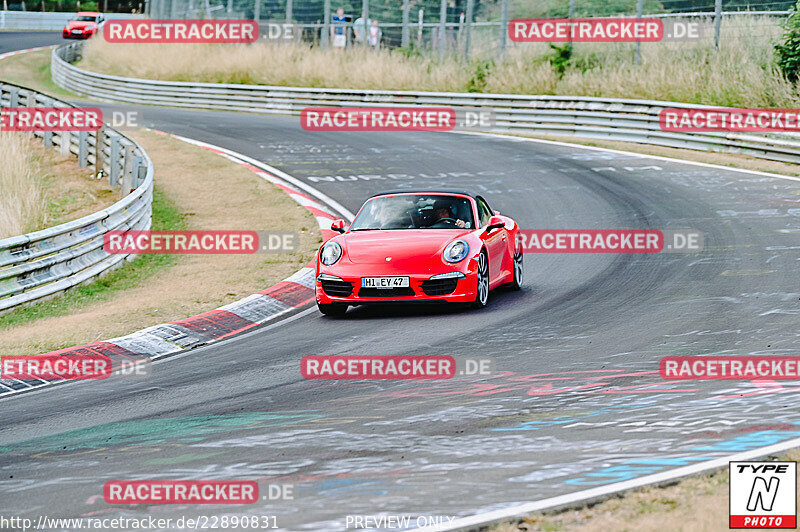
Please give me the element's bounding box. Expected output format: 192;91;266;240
141;0;795;59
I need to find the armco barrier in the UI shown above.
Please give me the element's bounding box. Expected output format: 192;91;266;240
0;11;142;30
52;41;800;164
0;82;153;313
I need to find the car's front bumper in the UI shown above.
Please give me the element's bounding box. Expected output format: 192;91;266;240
63;30;93;39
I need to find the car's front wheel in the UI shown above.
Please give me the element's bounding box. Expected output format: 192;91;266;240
471;250;490;309
510;249;523;291
318;302;348;318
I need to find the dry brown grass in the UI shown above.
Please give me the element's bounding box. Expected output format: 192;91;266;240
76;17;798;108
489;19;797;107
0;132;113;239
0;132;45;238
492;449;800;532
0;129;318;356
79;39;470;91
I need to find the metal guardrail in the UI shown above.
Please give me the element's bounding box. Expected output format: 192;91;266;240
51;41;800;165
0;11;142;30
0;81;153;313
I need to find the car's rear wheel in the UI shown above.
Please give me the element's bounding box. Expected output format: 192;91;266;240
318;302;348;317
510;249;523;291
472;250;490;309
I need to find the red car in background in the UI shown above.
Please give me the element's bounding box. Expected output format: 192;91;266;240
62;12;105;39
315;191;523;317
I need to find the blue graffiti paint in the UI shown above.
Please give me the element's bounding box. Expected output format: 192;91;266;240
691;430;800;452
563;456;711;486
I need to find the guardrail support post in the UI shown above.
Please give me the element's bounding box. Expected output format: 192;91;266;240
499;0;509;59
97;125;107;177
78;130;88;167
634;0;643;64
131;155;144;187
109;134;120;187
59;130;71;156
8;85;18;107
41;95;53;147
438;0;446;58
26;92;40;143
401;0;410;48
714;0;722;49
361;0;369;47
137;162;148;189
321;0;329;48
120;143;134;198
463;0;473;59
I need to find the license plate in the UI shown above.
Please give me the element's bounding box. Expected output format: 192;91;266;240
361;276;409;289
72;30;82;33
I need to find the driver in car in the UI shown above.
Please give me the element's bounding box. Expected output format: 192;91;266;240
432;199;468;228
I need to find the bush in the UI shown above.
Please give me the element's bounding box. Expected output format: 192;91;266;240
775;1;800;83
549;43;572;77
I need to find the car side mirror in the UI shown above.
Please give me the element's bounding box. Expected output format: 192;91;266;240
486;215;505;233
330;219;348;233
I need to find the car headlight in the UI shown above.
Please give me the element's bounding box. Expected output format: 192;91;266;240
443;240;469;263
320;242;342;265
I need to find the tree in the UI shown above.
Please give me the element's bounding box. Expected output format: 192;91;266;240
775;0;800;83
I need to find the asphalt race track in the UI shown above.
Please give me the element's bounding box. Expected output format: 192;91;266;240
0;31;64;55
2;33;800;531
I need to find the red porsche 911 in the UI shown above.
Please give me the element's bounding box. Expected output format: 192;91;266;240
315;191;523;317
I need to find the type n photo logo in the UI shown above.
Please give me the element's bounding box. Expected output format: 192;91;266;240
729;461;796;529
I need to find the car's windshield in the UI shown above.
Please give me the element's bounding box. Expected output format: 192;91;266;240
350;194;474;230
73;15;97;21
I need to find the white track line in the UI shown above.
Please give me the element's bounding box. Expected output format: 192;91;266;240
413;437;800;531
166;132;356;221
456;130;800;183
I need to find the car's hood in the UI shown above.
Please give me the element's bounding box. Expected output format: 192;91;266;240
66;21;95;29
341;229;470;263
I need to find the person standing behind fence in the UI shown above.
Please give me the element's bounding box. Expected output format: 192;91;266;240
331;7;347;49
353;13;369;44
368;19;382;48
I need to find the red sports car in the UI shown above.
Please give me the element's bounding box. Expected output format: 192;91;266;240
62;12;105;40
315;191;523;317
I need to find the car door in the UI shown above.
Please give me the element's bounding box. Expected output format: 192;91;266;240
476;196;507;284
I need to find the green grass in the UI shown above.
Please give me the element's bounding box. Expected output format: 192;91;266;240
36;55;77;98
0;49;79;99
0;187;186;332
